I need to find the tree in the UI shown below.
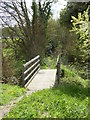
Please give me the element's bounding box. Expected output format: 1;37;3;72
59;2;89;27
0;0;53;60
58;2;90;65
45;17;76;64
71;6;90;79
45;18;60;56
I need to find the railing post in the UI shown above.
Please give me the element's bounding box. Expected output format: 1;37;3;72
19;64;25;87
56;55;60;85
22;64;25;86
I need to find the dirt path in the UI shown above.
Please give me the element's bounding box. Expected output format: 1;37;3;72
0;90;33;119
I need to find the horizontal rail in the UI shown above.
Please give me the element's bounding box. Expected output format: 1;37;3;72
24;59;40;75
23;55;40;67
24;68;40;88
24;64;40;81
22;55;40;87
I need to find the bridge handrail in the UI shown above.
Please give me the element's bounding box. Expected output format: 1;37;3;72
22;55;60;87
22;55;40;87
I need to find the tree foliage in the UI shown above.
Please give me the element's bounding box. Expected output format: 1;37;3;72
59;2;89;27
46;18;76;60
46;18;60;56
71;6;90;78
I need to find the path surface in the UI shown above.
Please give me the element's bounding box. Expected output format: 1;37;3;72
27;69;56;91
0;96;23;120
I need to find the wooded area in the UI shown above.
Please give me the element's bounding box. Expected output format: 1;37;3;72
1;1;89;83
0;0;89;118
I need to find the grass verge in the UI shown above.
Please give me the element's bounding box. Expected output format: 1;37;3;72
0;83;26;107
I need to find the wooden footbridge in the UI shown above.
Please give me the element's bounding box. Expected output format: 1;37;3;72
21;55;60;91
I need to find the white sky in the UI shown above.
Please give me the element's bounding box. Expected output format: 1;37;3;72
25;0;67;19
51;0;67;19
0;0;67;28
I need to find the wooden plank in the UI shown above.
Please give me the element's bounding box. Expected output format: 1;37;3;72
24;59;40;75
23;55;40;67
26;69;56;90
24;64;40;81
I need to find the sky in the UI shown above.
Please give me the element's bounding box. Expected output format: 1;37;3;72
0;0;67;29
25;0;67;19
51;0;67;19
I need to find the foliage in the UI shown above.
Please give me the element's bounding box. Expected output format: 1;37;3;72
0;83;26;107
2;40;26;84
46;18;76;59
5;65;88;118
59;2;89;27
59;2;89;68
61;64;88;87
71;6;89;79
45;19;61;56
40;56;57;69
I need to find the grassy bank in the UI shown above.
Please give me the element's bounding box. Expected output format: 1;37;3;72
0;83;26;107
4;65;88;118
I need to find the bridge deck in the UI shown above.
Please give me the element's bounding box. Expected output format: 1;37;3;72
26;69;56;91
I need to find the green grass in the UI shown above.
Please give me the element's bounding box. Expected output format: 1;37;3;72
61;64;88;87
0;83;26;107
5;65;88;118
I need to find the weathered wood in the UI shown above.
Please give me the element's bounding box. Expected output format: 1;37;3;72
24;59;40;75
22;64;25;86
22;55;60;87
24;64;40;81
23;55;40;67
22;55;40;86
27;69;56;90
56;55;60;85
24;68;40;88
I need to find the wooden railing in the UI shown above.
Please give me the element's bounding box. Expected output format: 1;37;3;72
56;55;60;85
21;55;60;87
22;55;40;87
